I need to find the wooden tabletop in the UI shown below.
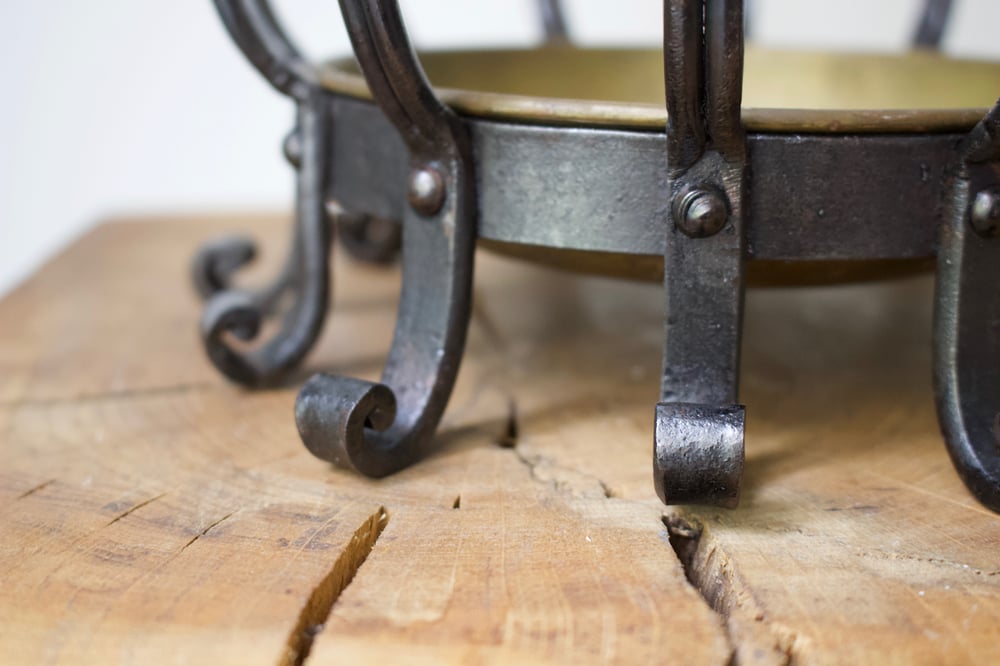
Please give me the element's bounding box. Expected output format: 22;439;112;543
1;215;998;665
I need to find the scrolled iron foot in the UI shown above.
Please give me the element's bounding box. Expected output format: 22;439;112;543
290;0;476;477
192;125;305;310
654;403;745;508
191;234;257;300
199;97;332;388
201;289;261;346
195;1;334;388
192;232;303;320
296;374;412;476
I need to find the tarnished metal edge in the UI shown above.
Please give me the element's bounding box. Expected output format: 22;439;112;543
318;50;992;135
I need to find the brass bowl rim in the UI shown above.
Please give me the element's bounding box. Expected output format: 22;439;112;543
319;46;996;134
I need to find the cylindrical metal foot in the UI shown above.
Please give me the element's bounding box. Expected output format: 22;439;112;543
653;402;745;508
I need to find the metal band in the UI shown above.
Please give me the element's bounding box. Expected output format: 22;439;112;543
327;95;955;264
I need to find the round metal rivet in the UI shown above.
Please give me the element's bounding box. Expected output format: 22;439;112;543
674;187;728;238
970;187;1000;238
282;128;302;169
408;167;446;216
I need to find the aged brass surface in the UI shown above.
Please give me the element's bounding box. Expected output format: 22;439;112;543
321;47;1000;133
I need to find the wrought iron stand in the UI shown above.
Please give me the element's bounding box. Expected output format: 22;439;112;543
195;0;1000;512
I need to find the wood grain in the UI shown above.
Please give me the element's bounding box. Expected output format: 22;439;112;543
2;215;998;664
0;216;728;665
466;251;1000;665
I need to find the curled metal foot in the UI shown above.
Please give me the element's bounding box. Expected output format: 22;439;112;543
296;375;407;475
202;289;261;345
654;403;745;507
295;0;476;476
191;234;257;300
191;233;302;323
200;97;332;387
197;1;333;387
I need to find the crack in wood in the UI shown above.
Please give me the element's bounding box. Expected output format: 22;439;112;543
850;548;1000;577
664;514;799;666
495;393;741;659
498;398;519;449
105;493;167;527
17;479;55;500
0;382;216;410
278;507;389;666
499;396;616;498
483;379;791;663
510;442;618;500
179;510;238;552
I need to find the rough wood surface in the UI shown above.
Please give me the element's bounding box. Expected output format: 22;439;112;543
1;215;998;665
0;216;726;665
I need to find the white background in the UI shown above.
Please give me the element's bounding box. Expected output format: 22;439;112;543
1;0;999;297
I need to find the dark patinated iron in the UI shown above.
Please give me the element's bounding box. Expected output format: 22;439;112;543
914;0;953;49
537;0;569;44
293;0;478;478
934;101;1000;512
655;0;748;507
194;0;332;388
197;0;1000;512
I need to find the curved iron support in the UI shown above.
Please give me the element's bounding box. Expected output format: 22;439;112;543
934;101;1000;512
212;0;317;100
334;0;570;262
194;0;317;302
656;0;748;507
201;96;332;386
295;0;477;477
192;231;302;318
913;0;953;50
192;233;257;300
194;0;333;387
538;0;570;44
